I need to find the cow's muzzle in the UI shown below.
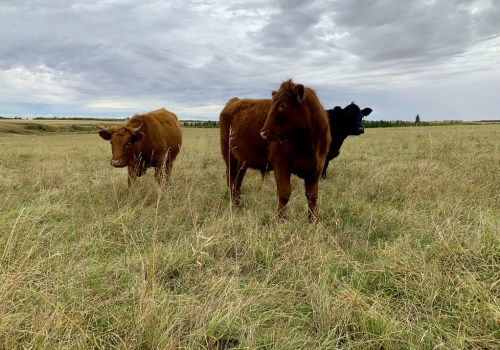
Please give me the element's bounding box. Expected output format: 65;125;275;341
111;159;125;167
260;130;277;141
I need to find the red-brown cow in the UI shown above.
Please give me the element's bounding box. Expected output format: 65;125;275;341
98;108;182;186
220;79;331;220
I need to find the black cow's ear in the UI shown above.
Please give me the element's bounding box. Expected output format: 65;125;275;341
296;84;305;101
362;108;373;116
333;106;342;113
132;132;144;143
99;129;112;140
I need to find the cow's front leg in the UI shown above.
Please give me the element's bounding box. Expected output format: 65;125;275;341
274;167;291;219
304;174;321;222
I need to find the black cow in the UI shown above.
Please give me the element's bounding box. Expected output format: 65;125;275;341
322;103;372;179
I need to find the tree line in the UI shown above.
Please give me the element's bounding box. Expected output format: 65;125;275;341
182;120;432;128
182;120;219;128
1;116;483;128
362;120;430;128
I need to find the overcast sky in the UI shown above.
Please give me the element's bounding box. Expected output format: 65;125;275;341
1;0;499;121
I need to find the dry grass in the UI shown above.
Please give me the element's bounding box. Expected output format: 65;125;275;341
0;119;123;135
0;123;499;349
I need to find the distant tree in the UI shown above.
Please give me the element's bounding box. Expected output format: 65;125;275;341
415;114;421;123
182;120;219;128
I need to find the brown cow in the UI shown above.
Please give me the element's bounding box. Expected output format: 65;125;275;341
98;108;182;186
220;79;331;220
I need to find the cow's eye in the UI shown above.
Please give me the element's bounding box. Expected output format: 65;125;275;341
125;143;131;149
279;103;288;111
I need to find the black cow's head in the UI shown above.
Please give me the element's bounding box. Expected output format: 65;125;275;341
98;123;144;168
321;103;373;179
328;102;372;136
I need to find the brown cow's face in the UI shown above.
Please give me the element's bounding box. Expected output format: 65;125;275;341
260;83;305;142
99;126;144;168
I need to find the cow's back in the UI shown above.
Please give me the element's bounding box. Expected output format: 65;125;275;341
127;108;182;161
219;98;271;171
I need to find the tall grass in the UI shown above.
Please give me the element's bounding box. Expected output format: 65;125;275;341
0;125;498;349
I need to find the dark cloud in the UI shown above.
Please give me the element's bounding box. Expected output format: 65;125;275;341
327;0;500;64
251;1;325;54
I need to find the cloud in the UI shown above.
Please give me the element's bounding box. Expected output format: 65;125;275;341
328;0;500;64
0;0;499;120
0;65;82;103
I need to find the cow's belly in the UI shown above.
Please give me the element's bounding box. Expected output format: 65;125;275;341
232;142;269;171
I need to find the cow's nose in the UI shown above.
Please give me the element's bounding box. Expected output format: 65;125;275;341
111;159;122;167
358;127;364;134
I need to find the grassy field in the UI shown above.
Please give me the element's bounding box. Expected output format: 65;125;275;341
0;122;498;349
0;119;124;135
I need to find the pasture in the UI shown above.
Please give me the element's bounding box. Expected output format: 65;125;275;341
0;122;498;349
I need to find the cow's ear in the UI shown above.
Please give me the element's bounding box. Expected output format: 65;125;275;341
99;129;112;140
132;132;144;143
362;108;373;116
296;84;305;101
271;90;277;97
328;106;342;120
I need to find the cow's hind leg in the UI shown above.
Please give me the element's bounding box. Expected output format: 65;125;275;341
154;167;163;185
227;154;246;207
163;150;173;179
155;156;173;186
233;165;247;207
226;154;237;201
153;149;174;185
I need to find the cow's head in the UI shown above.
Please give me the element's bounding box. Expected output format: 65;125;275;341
329;103;372;136
260;79;307;142
98;123;144;167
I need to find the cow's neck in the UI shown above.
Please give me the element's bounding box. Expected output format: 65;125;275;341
288;129;317;156
330;132;348;156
